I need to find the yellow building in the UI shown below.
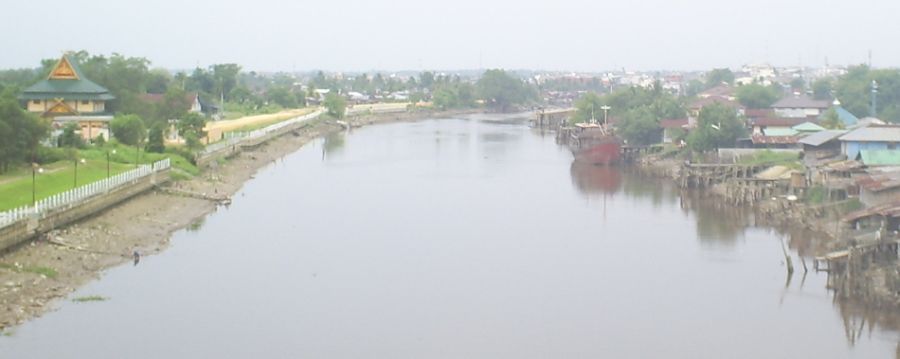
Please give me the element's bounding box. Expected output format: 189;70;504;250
18;54;115;141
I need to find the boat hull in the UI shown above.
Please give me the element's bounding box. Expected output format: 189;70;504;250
572;142;621;165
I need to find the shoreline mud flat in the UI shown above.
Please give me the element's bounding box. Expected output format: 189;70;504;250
0;108;479;331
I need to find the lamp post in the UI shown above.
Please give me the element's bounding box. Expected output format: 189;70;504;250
107;149;117;178
32;164;44;206
74;158;85;188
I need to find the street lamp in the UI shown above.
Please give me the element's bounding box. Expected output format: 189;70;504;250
74;158;86;188
32;164;44;206
107;149;117;178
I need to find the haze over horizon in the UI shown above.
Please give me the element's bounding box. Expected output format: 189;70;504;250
3;0;900;72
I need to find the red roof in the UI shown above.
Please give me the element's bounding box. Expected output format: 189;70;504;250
660;118;689;129
843;200;900;222
745;108;774;119
750;117;809;127
856;171;900;192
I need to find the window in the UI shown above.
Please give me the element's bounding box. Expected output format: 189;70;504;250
32;100;40;105
81;100;90;105
889;143;898;150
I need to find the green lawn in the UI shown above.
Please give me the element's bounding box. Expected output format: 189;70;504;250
0;159;134;211
0;143;199;211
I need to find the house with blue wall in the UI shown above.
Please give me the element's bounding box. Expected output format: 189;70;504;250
839;126;900;161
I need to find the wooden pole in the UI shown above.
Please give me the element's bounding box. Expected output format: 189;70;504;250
781;237;795;276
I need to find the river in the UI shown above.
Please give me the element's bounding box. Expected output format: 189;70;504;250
1;115;898;358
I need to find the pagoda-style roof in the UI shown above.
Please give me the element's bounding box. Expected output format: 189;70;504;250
18;54;115;101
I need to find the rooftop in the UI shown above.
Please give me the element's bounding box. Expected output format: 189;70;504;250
799;129;847;147
750;117;808;127
839;126;900;142
19;54;114;101
860;150;900;166
772;95;829;109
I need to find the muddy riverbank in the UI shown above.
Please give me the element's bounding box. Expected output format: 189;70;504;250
0;108;480;331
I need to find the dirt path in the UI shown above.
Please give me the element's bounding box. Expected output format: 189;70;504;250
0;109;478;331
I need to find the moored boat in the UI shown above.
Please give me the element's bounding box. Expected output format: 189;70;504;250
569;123;623;165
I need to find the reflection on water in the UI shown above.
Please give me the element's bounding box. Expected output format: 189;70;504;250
569;162;622;195
572;164;900;356
1;117;897;359
322;130;346;159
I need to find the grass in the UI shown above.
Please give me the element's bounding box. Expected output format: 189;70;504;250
72;295;107;303
737;150;802;169
2;330;14;337
222;102;286;121
0;143;198;211
0;263;58;278
805;186;828;204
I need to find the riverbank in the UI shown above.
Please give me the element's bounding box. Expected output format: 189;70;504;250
0;108;479;331
635;152;900;312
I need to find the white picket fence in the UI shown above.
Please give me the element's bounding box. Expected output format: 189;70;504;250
202;109;324;155
0;158;171;230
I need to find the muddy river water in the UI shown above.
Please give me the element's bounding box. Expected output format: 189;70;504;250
1;115;898;358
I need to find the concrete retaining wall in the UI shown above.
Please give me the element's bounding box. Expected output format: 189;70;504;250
0;170;169;253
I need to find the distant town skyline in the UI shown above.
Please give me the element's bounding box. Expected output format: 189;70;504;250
3;0;899;72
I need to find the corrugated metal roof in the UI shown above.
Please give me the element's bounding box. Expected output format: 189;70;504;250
751;117;807;127
839;126;900;142
860;150;900;166
792;122;826;132
763;128;799;137
799;129;847;146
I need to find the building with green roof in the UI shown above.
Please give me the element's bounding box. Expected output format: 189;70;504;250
18;54;115;141
859;150;900;166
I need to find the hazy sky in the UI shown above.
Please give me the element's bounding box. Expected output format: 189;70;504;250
3;0;900;72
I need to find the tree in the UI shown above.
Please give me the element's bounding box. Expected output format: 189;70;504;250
687;103;746;152
178;112;207;139
834;65;900;122
820;108;844;129
705;68;734;89
685;79;705;97
476;69;533;111
157;86;192;122
0;90;49;173
735;84;780;108
110;114;147;147
572;92;605;123
58;122;85;148
419;71;435;90
266;86;298;108
146;123;166;153
618;107;662;145
432;82;476;109
211;63;242;101
812;78;833;100
324;93;347;118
